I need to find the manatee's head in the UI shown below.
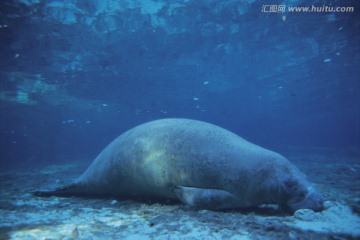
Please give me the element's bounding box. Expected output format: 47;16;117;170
279;177;324;214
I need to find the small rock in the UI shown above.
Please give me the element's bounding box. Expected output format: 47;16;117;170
288;231;298;240
293;209;316;221
324;200;335;209
71;227;79;238
198;209;210;214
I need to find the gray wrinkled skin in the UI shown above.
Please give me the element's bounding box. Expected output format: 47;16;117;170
34;118;324;214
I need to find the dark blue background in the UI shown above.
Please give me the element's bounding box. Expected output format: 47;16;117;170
0;0;359;169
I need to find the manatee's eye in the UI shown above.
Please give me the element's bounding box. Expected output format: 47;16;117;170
285;179;298;189
284;179;308;201
284;179;299;194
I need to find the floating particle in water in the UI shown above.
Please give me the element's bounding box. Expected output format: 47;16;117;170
349;167;357;173
14;53;20;58
323;58;332;63
62;119;74;124
193;97;200;101
111;200;117;205
102;103;108;107
160;109;167;114
278;86;283;90
326;13;337;22
85;120;91;124
203;81;209;85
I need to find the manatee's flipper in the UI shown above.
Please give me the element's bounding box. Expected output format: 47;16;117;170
174;186;240;210
32;184;80;197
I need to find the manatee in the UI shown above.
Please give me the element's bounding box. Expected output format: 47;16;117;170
33;118;324;214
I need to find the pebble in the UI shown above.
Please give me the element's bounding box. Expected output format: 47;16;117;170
324;200;336;209
293;209;316;221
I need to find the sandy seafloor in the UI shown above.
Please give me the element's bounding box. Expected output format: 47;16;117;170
1;147;359;240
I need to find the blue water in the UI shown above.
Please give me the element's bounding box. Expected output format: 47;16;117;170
0;0;359;169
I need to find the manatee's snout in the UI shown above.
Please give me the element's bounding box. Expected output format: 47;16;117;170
308;191;324;211
286;189;324;214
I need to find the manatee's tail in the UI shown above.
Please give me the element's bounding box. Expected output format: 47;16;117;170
32;184;80;197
